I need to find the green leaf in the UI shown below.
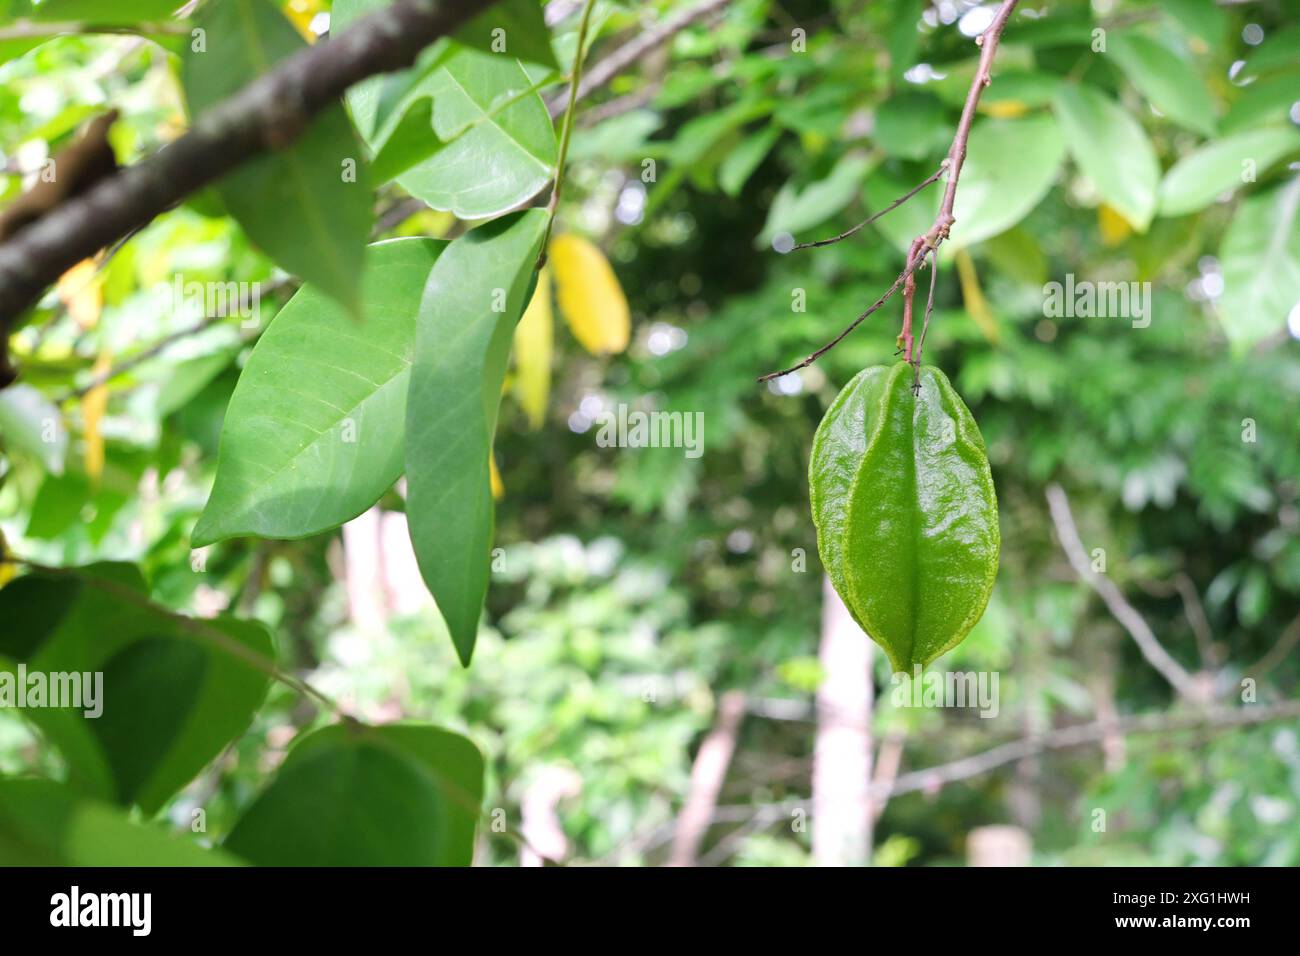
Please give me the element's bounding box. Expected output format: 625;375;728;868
450;0;559;70
863;166;937;254
1217;177;1300;349
1243;23;1300;77
224;722;484;866
0;779;242;866
1108;32;1217;137
335;0;557;216
0;565;273;814
1053;84;1159;231
29;0;183;23
1158;127;1300;216
759;152;875;246
181;0;372;314
334;0;558;70
949;113;1067;249
381;49;556;217
1223;67;1300;134
875;92;952;161
718;126;781;198
0;384;67;474
193;239;445;546
406;209;548;666
810;364;1000;672
1161;0;1227;50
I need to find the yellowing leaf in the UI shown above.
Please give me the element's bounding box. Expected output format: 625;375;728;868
1098;202;1132;247
58;259;103;330
550;234;630;356
512;267;552;429
82;351;112;484
284;0;321;41
489;453;504;501
0;529;12;588
981;99;1028;119
954;249;999;344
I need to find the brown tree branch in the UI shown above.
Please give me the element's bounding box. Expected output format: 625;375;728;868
758;0;1021;383
0;0;500;386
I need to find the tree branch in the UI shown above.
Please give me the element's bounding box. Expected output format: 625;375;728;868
1045;483;1207;703
546;0;732;119
881;699;1300;797
702;699;1300;834
667;689;747;867
759;0;1020;382
0;0;500;385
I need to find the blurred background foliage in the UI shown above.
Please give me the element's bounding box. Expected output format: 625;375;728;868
1;0;1299;865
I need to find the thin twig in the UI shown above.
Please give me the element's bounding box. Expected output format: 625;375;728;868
6;557;339;714
1249;611;1300;680
912;247;938;393
699;698;1300;834
791;162;947;251
758;0;1021;382
54;275;296;403
755;252;925;382
0;20;188;40
1045;484;1206;702
545;0;732;119
537;0;598;268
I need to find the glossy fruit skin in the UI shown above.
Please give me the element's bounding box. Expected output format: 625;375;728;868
810;363;1000;672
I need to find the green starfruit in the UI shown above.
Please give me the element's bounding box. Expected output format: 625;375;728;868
810;362;1000;672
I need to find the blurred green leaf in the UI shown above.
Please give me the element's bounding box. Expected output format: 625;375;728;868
950;113;1067;249
0;779;241;866
1109;32;1217;137
759;152;875;245
1217;177;1300;348
0;384;67;474
1158;127;1300;216
1054;84;1159;231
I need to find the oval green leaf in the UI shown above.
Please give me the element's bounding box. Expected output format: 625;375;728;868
405;209;548;666
1109;32;1218;137
1053;84;1160;231
948;112;1066;251
1218;177;1300;348
1158;126;1300;216
193;238;445;546
810;363;1000;672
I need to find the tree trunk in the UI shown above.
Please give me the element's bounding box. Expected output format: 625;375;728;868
812;575;873;866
